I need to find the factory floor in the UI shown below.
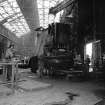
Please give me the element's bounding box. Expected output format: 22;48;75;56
0;68;105;105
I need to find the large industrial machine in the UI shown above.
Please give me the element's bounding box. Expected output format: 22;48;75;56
41;22;84;78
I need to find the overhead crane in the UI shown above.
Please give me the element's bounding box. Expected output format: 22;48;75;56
49;0;77;15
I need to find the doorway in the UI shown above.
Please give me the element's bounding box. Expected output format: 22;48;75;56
85;43;93;59
85;42;93;72
84;40;101;72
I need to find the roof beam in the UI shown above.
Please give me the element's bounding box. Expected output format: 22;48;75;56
49;0;76;15
0;12;22;24
0;18;7;24
0;0;7;4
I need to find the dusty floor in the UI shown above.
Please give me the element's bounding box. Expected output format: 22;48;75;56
0;69;105;105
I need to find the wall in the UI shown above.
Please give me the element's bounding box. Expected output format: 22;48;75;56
0;24;19;59
16;31;37;56
0;24;18;43
35;30;48;56
16;30;48;57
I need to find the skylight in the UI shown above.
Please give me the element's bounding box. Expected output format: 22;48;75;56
0;0;30;37
37;0;64;28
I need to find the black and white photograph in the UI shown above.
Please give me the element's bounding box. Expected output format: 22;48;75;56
0;0;105;105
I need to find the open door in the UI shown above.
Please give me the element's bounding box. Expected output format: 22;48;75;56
92;40;102;70
84;42;93;72
84;40;102;72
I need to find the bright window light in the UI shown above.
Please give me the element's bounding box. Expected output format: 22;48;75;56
0;0;30;37
54;10;64;22
86;43;92;58
37;0;64;28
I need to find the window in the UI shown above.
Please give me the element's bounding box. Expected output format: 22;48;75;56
0;0;30;37
37;0;64;28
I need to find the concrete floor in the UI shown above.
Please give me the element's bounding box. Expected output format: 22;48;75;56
0;69;105;105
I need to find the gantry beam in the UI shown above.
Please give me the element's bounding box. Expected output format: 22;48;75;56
49;0;76;15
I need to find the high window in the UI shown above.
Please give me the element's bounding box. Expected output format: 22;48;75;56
37;0;64;28
0;0;30;37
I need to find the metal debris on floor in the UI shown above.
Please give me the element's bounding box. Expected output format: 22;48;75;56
94;99;105;105
44;92;79;105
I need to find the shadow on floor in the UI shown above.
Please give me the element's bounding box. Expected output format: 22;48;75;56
94;99;105;105
44;92;79;105
93;89;105;98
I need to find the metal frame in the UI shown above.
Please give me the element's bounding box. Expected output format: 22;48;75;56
0;0;30;37
37;0;64;28
49;0;76;15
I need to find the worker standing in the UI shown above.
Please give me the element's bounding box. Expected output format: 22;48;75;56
5;44;15;81
84;55;90;80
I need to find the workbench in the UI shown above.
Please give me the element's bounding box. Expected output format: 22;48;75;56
0;61;18;93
